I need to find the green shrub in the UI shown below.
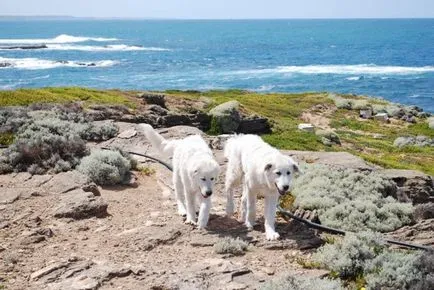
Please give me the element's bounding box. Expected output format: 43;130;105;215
213;237;248;255
77;149;132;185
260;274;343;290
291;165;414;232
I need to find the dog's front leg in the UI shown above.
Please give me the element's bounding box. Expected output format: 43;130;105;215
184;188;197;225
264;194;280;240
173;173;187;216
245;186;256;230
197;197;211;229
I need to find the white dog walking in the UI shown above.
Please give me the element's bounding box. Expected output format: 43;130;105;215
224;135;300;240
139;124;219;229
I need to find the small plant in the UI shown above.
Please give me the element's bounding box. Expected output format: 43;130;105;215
207;116;223;135
0;132;14;146
77;149;132;185
213;237;248;256
137;165;156;176
260;274;344;290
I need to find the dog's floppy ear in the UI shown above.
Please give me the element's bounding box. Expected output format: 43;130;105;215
264;163;272;171
292;162;302;174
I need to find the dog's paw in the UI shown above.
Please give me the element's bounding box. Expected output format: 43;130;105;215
266;231;280;241
184;219;197;226
245;222;255;231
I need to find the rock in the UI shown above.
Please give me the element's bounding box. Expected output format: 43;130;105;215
417;111;431;118
43;170;93;194
117;128;137;139
30;261;70;280
238;117;271;134
140;93;167;109
148;104;169;116
0;189;23;204
415;203;434;220
315;130;341;146
393;136;433;148
401;114;416;123
373;113;389;122
159;112;211;131
284;150;374;170
53;190;108;219
386;105;406;118
298;123;315;132
427;117;434;129
359;108;373;119
0;62;12;68
209;101;241;133
380;169;434;204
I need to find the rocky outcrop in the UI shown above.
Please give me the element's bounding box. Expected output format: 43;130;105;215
380;169;434;204
209;100;242;133
393;136;434;148
139;92;167;108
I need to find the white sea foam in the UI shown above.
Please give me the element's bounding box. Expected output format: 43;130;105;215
346;76;363;81
0;57;118;70
0;44;171;51
232;64;434;76
0;34;118;44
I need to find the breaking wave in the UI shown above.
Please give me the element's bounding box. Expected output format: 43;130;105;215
0;34;118;44
0;57;118;70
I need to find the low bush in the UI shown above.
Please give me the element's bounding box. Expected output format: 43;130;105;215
77;149;133;185
260;274;343;290
311;231;434;290
291;165;414;232
0;105;119;174
213;237;248;256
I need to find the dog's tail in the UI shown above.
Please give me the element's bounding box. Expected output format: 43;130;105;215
138;124;178;157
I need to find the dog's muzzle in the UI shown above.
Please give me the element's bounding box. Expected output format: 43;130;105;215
202;190;212;198
275;184;289;196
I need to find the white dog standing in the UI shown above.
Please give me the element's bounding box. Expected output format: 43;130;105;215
139;124;219;229
224;135;300;240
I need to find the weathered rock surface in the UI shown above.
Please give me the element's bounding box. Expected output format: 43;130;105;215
380;169;434;204
209;100;242;133
393;135;434;148
53;190;108;219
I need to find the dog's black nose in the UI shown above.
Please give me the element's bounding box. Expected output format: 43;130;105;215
205;190;213;196
282;185;289;191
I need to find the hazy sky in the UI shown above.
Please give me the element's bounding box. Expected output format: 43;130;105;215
1;0;433;19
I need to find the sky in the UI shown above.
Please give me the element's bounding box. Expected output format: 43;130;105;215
1;0;433;19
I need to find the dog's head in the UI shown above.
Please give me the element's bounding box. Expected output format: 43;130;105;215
190;158;220;198
263;155;300;196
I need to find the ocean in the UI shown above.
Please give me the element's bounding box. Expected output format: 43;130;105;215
0;19;433;112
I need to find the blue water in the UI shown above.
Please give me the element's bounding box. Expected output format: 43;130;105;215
0;19;433;111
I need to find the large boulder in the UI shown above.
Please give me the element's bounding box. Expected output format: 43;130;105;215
209;101;241;133
139;93;167;109
393;136;434;148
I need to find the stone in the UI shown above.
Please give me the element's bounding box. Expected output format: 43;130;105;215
315;130;341;146
428;117;434;129
415;203;434;220
374;113;389;122
238;117;271;134
117;128;137;139
140;93;167;108
53;190;108;219
393;136;433;148
298;123;315;132
43;170;93;194
147;104;168;116
30;261;70;280
359;108;373;119
209;100;241;133
386;105;406;118
380;169;434;204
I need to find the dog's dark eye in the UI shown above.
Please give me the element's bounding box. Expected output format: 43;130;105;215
276;171;281;176
287;171;291;175
211;178;214;181
201;178;206;181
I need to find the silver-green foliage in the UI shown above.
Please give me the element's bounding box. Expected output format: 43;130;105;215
291;165;414;232
312;231;434;290
259;274;343;290
213;237;248;256
0;106;118;174
77;149;132;185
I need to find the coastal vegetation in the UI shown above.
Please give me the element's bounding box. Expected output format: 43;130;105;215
1;87;433;176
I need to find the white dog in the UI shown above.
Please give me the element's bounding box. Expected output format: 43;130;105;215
139;124;219;229
224;135;300;240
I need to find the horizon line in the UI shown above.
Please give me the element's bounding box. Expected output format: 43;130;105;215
0;15;433;20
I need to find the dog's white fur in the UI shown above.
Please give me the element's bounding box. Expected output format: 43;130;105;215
224;135;300;240
139;124;219;229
